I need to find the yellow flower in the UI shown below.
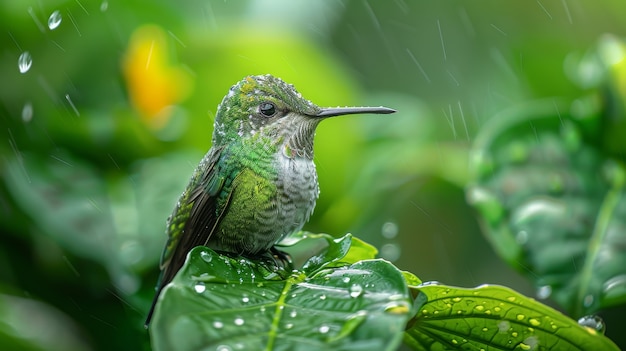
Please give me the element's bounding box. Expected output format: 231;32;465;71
123;25;192;130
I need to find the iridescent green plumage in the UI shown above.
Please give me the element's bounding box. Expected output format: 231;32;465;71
146;74;395;326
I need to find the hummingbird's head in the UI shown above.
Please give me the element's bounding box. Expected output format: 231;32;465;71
212;74;394;158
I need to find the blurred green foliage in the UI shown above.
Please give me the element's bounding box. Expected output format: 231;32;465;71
0;0;625;350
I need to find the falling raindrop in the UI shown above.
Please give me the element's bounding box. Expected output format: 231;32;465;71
577;315;606;334
583;294;595;307
349;284;364;298
22;102;33;123
48;10;62;30
18;52;32;73
381;221;399;239
536;285;552;300
380;243;401;261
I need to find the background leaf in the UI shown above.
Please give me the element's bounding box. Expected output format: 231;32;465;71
466;97;626;317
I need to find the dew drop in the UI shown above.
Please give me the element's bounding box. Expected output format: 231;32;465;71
285;323;293;329
577;315;606;334
319;294;326;300
194;282;206;293
47;10;62;30
216;345;232;351
289;310;297;318
22;102;33;123
349;284;364;298
213;320;224;329
381;221;399;239
318;324;330;334
536;285;552;300
234;317;245;326
241;296;249;303
497;320;510;333
342;277;350;283
18;52;32;73
100;1;109;12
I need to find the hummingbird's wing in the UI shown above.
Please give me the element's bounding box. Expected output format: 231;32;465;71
146;146;231;326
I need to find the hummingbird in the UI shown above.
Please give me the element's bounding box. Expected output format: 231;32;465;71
145;74;395;326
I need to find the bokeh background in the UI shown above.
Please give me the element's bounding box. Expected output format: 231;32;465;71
1;1;624;350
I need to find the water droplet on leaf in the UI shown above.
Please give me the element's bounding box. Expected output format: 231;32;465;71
234;317;244;326
100;1;109;12
213;320;224;329
216;345;232;351
318;324;330;334
18;52;32;73
349;284;363;298
577;315;606;334
342;277;350;283
194;282;206;293
48;10;62;30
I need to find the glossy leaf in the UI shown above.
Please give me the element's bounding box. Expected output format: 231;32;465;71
405;284;620;351
151;233;411;351
466;98;626;316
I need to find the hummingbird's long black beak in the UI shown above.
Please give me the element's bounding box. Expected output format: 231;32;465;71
316;106;396;118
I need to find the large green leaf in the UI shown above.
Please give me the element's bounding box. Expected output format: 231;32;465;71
466;98;626;316
150;233;411;351
405;284;620;351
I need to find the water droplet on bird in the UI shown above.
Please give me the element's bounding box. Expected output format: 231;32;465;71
194;282;206;293
18;52;32;73
234;317;245;326
536;285;552;300
318;324;330;334
48;10;62;30
22;102;33;123
349;284;363;298
577;315;606;334
381;221;399;239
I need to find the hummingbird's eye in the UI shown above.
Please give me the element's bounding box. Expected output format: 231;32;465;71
259;102;277;117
